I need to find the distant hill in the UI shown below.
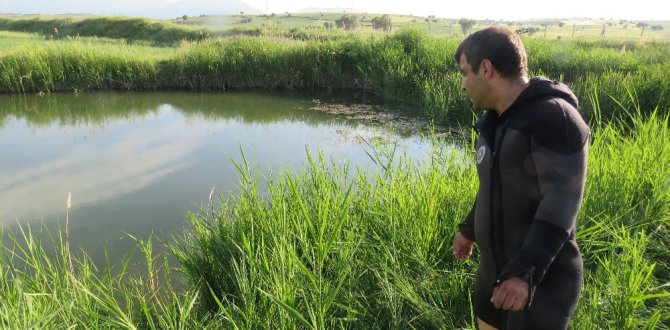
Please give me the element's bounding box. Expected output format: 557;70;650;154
0;0;261;19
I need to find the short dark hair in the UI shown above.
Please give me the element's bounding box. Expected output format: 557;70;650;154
454;26;528;78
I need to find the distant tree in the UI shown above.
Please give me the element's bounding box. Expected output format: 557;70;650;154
542;22;550;37
458;18;476;35
558;21;565;28
371;14;392;32
637;22;649;37
323;21;332;29
516;26;540;36
335;15;360;30
240;11;244;15
527;27;539;36
651;25;664;31
182;15;188;20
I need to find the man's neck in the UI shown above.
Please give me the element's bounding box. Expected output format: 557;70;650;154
492;76;530;116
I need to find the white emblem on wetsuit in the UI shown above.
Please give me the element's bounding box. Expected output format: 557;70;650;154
476;146;486;164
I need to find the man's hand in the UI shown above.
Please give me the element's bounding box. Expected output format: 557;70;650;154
491;277;529;311
452;232;474;260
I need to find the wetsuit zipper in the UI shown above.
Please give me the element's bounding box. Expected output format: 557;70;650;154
490;120;511;276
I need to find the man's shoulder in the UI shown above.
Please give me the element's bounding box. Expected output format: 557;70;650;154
515;96;590;154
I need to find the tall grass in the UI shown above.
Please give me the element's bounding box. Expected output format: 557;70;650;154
0;222;221;329
171;103;670;328
1;27;669;123
171;145;478;328
0;17;207;46
0;30;670;123
573;103;670;328
0;42;158;92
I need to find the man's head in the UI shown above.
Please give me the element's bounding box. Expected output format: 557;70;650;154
454;26;528;79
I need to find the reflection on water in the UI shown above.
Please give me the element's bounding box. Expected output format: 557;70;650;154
0;91;440;266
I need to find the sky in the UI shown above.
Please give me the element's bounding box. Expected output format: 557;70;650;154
246;0;666;21
0;0;666;21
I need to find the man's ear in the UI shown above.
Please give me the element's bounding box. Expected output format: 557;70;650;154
480;59;494;78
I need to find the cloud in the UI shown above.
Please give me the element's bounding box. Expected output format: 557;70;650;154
0;119;204;223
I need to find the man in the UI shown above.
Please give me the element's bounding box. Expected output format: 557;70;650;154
451;26;589;329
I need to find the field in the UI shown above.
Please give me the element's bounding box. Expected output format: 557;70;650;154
0;14;669;329
173;13;670;40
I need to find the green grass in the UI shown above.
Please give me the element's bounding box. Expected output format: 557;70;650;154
0;223;215;329
169;103;670;329
0;42;160;92
1;27;669;125
0;31;176;59
0;16;208;46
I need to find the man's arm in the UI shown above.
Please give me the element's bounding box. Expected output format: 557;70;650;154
495;100;590;310
453;200;476;260
458;199;477;241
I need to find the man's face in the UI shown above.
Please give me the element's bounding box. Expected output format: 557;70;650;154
458;53;490;110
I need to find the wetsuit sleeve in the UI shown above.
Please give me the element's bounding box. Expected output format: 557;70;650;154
458;198;476;242
498;99;589;289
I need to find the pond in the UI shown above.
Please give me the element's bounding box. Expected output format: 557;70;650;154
0;91;454;268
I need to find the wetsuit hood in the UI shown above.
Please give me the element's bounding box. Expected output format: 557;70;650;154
510;77;579;112
474;77;579;133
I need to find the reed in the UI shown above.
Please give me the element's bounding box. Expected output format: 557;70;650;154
0;17;207;46
172;102;669;328
1;28;669;123
0;220;223;329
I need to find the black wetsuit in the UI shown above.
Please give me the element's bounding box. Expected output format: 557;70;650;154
459;77;590;329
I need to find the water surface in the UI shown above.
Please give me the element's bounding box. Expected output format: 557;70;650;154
0;91;443;265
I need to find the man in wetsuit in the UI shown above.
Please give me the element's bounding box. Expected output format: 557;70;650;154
451;26;589;329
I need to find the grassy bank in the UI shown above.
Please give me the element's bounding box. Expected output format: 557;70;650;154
3;102;668;328
0;17;207;46
1;28;669;124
